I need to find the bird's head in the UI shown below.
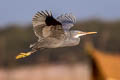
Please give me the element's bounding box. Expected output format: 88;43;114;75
71;30;97;38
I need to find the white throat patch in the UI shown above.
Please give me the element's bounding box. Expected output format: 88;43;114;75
74;34;86;38
74;34;81;38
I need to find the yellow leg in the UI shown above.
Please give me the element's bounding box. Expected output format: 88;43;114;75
16;52;32;59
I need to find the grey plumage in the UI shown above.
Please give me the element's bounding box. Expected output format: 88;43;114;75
57;13;76;30
16;10;97;59
31;10;97;51
31;10;65;50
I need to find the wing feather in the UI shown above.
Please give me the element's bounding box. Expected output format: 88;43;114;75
57;13;76;30
32;10;64;40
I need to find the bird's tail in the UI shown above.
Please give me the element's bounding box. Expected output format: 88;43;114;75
16;50;36;59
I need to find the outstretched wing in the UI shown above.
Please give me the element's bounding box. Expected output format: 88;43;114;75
32;10;64;40
57;13;76;30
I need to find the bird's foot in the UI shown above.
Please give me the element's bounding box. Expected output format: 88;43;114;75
16;52;32;59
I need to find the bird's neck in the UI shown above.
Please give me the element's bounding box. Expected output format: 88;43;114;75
64;31;80;46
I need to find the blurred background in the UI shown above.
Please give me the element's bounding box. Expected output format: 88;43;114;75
0;0;120;80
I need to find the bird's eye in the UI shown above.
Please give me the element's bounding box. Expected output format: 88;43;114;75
78;32;81;34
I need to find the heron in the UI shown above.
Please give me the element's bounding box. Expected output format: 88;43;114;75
16;10;97;59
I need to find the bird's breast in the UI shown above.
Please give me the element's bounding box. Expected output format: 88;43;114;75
45;38;65;48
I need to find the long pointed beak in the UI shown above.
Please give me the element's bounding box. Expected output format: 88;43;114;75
78;31;97;36
83;32;97;35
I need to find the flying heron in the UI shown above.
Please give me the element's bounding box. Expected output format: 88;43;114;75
16;10;97;59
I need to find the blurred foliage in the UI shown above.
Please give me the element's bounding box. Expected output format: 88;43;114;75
0;19;120;68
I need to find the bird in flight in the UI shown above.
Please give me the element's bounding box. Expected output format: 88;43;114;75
16;10;97;59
